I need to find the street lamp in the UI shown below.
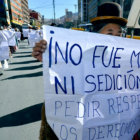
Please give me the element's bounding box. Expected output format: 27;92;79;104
74;4;77;27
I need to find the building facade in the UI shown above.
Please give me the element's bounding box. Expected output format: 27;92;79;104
98;0;113;5
21;0;29;24
123;0;133;18
78;0;81;23
0;0;10;26
0;0;30;28
29;10;42;28
78;0;98;23
65;9;73;22
78;0;89;23
78;0;134;24
0;0;7;26
8;0;23;28
88;0;98;21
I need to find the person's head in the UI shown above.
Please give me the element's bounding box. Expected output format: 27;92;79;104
50;23;56;26
15;28;18;31
39;31;41;35
3;25;7;29
91;2;127;36
95;22;123;36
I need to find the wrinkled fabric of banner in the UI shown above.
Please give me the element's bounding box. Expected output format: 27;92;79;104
43;25;140;140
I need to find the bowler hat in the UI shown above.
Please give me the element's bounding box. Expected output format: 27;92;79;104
91;2;127;26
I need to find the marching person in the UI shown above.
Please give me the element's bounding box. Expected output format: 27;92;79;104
32;2;139;140
0;26;9;72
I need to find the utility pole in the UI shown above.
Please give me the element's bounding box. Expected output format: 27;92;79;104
4;0;11;26
53;0;56;23
74;4;77;13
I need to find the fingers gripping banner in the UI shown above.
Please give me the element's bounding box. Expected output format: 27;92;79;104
43;25;140;140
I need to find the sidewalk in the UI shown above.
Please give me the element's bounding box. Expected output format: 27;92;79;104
0;40;44;140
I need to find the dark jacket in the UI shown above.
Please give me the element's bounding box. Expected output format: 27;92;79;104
39;103;58;140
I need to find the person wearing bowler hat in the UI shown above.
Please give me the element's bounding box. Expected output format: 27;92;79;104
91;2;127;35
31;2;139;140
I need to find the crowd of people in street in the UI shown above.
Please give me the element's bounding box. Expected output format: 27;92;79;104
0;25;19;75
0;25;43;76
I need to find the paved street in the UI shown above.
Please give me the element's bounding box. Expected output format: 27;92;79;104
0;40;44;140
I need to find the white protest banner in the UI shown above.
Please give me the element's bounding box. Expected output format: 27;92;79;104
0;43;9;61
15;32;21;41
28;30;43;47
43;25;140;140
2;30;16;46
0;31;9;61
8;30;16;46
28;32;37;47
